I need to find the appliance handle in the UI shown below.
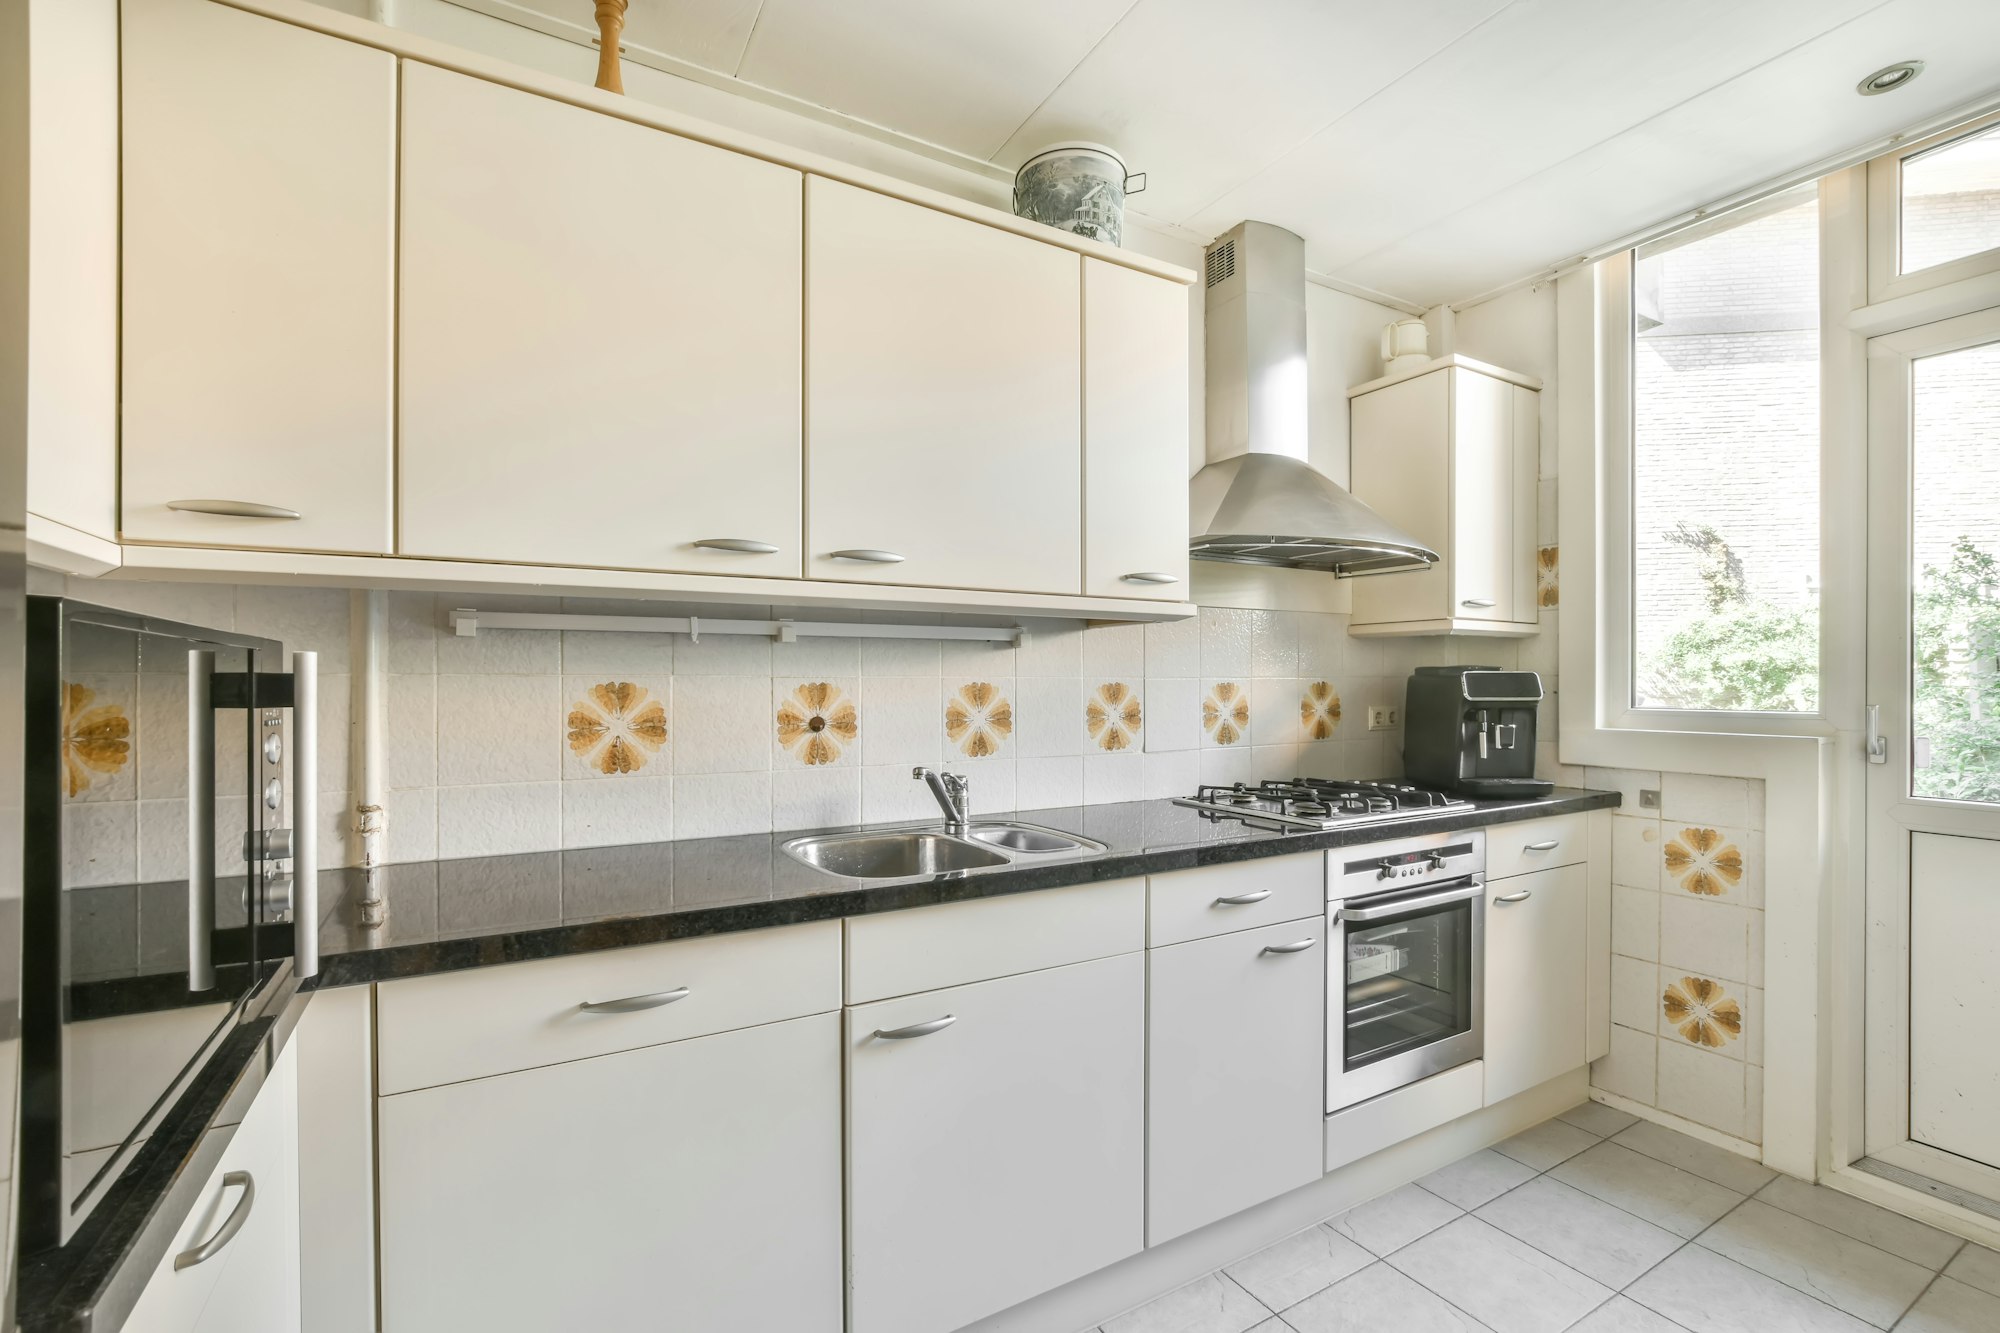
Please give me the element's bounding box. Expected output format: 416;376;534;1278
291;651;318;979
1336;878;1483;922
188;651;216;993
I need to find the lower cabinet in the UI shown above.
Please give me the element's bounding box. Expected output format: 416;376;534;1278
377;1012;842;1333
1483;863;1587;1105
846;952;1145;1333
1147;917;1326;1244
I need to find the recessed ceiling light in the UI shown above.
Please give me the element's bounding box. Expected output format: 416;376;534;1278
1857;61;1925;96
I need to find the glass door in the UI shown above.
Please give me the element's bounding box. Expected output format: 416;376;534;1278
1343;895;1476;1071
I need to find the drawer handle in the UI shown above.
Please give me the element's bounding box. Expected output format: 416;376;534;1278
168;499;301;520
1214;889;1273;907
1261;938;1318;955
1523;839;1561;852
1121;572;1181;585
692;538;780;554
174;1171;255;1270
829;549;905;564
1495;889;1534;904
874;1014;955;1041
1460;597;1497;608
579;986;689;1014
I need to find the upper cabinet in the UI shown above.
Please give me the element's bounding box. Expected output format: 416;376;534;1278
1348;358;1540;636
1084;260;1190;600
397;64;805;578
119;0;395;555
806;178;1082;595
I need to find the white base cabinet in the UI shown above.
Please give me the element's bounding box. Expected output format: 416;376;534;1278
1483;863;1587;1106
378;1011;842;1333
845;953;1145;1333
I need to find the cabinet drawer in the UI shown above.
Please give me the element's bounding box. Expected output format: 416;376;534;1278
1487;813;1588;880
1148;853;1322;947
845;878;1143;1004
377;921;841;1095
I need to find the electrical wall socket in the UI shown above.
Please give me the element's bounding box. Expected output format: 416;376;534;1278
1367;706;1399;731
1639;789;1661;809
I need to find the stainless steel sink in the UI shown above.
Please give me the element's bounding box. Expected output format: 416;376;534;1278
963;822;1104;855
782;830;1009;879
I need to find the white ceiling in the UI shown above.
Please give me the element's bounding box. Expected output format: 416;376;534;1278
486;0;2000;306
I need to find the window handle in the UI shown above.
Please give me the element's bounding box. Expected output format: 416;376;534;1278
1866;704;1888;765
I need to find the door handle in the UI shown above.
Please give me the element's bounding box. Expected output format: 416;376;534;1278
1261;938;1318;955
1121;572;1180;585
1213;889;1272;906
1494;889;1534;904
1460;598;1497;609
873;1015;955;1040
1866;704;1888;765
579;987;689;1014
168;499;301;520
174;1172;255;1270
692;538;779;554
828;549;905;564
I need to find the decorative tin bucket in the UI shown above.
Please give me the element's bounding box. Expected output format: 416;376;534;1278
1012;143;1146;247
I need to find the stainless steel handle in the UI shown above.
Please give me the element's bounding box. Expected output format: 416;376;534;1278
692;538;779;554
1337;879;1484;922
292;651;318;980
1523;839;1561;852
874;1015;955;1040
1866;704;1888;765
173;1171;255;1270
167;499;301;520
1494;889;1534;904
188;651;216;993
1261;938;1318;955
579;986;689;1014
1121;572;1181;585
1213;889;1273;907
1460;597;1497;608
828;549;905;564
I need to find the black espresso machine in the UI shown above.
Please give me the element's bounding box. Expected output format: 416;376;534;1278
1402;666;1553;799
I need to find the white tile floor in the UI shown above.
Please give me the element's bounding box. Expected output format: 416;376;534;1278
1094;1102;2000;1333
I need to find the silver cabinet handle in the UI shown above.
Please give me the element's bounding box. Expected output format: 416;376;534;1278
692;538;779;554
188;651;216;993
174;1171;255;1270
828;549;905;564
1121;572;1180;585
291;651;318;980
579;986;689;1014
168;499;301;520
1460;598;1497;608
1261;938;1318;955
874;1014;955;1040
1495;889;1534;904
1523;839;1561;852
1213;889;1273;907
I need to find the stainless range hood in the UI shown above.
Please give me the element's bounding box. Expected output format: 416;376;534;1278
1191;221;1438;576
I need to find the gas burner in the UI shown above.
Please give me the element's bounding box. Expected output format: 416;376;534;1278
1174;776;1474;830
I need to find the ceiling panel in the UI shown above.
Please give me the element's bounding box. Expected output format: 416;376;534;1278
735;0;1141;158
619;0;767;75
993;0;1510;225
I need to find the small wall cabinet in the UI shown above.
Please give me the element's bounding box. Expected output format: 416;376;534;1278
1084;258;1191;600
1348;356;1540;636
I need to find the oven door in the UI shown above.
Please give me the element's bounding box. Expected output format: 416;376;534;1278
1327;875;1485;1112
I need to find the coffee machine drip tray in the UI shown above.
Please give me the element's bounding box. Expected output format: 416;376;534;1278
1454;776;1554;799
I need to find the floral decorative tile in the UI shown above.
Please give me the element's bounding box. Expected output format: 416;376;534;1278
1202;681;1250;746
1301;680;1342;741
1663;826;1744;896
566;680;669;777
1662;975;1743;1051
945;681;1013;759
1537;545;1560;608
62;678;134;802
1086;681;1142;752
776;681;858;767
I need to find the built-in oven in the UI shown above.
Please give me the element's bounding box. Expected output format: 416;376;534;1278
1327;830;1485;1113
18;597;318;1253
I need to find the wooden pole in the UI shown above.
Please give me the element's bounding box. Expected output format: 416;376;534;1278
593;0;628;94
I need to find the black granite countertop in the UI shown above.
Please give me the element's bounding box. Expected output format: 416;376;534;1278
312;789;1619;988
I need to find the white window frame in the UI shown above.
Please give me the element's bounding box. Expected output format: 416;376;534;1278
1866;107;2000;308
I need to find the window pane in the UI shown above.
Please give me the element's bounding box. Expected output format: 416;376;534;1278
1901;123;2000;275
1910;339;2000;804
1631;190;1819;712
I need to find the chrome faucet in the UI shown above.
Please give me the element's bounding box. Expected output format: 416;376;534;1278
913;767;970;834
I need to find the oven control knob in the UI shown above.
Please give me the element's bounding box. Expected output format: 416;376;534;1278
263;732;284;766
264;777;284;811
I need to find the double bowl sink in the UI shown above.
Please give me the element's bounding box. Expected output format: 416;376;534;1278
781;821;1106;881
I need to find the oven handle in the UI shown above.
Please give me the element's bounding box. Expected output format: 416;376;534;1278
292;651;318;980
188;650;216;993
1335;878;1483;922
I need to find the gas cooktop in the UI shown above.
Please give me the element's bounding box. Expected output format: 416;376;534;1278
1172;779;1474;831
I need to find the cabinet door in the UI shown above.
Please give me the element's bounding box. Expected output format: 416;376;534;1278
1084;259;1189;599
1349;371;1451;626
1449;368;1515;623
120;0;394;554
806;178;1081;594
1483;864;1587;1105
1148;917;1325;1244
398;64;804;576
379;1012;841;1333
846;953;1144;1333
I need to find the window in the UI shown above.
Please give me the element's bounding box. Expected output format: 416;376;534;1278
1900;122;2000;275
1629;187;1820;713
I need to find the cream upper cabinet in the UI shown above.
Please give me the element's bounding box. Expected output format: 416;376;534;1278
1348;358;1539;636
805;177;1082;594
1483;863;1587;1106
397;64;804;576
1084;259;1190;599
119;0;394;555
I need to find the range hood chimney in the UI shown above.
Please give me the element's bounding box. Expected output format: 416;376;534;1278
1190;221;1438;576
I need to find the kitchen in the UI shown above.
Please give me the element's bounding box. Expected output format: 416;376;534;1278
3;0;1999;1331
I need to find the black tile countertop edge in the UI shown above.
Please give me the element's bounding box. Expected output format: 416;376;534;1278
310;789;1619;989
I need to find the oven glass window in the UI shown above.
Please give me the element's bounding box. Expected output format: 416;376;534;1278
1343;898;1474;1069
